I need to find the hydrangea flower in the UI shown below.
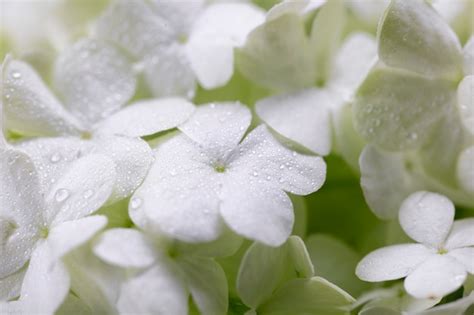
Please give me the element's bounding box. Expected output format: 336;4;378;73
94;0;265;98
0;144;115;313
237;0;377;168
356;191;474;299
131;102;326;246
3;40;195;201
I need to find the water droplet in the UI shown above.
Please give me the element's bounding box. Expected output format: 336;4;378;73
130;197;142;209
252;171;258;177
50;153;62;163
55;189;70;202
83;189;94;199
11;71;21;79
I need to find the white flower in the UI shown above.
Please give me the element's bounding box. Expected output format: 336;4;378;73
0;146;116;313
95;0;265;98
3;40;195;202
130;102;326;246
356;191;474;299
237;0;377;165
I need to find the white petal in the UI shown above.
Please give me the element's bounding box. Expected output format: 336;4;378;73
236;13;315;91
464;36;474;75
142;44;197;98
457;146;474;193
45;154;116;225
3;59;82;136
356;244;434;282
93;228;156;268
405;255;467;299
330;33;377;94
16;137;94;194
92;136;153;203
457;75;474;135
95;98;195;137
359;145;421;219
255;89;332;156
95;0;173;59
353;66;454;151
399;191;455;247
449;248;474;274
19;241;70;315
229;125;326;196
418;292;474;315
54;39;136;127
117;262;188;315
220;172;294;246
179;102;251;153
0;149;43;278
186;3;264;89
445;218;474;249
177;257;228;315
134;135;223;242
47;216;107;261
0;265;26;301
378;0;463;79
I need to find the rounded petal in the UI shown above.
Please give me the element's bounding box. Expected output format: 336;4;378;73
134;135;223;242
220;172;294;246
54;39;136;127
404;255;467;299
457;75;474;135
93;228;156;268
356;244;434;282
117;262;188;315
0;265;26;301
464;36;474;75
95;98;195;137
353;66;454;150
0;149;44;278
255;89;332;156
179;102;251;153
457;146;474;193
186;3;264;89
399;191;455;247
3;59;82;136
378;0;463;79
445;218;474;249
359;145;421;219
45;154;117;225
47;216;107;261
229;125;326;196
449;248;474;274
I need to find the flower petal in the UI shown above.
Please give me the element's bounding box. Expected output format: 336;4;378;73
404;255;467;299
457;146;474;194
449;248;474;274
418;292;474;315
177;257;228;315
356;244;434;282
353;66;454;150
179;102;251;153
19;241;70;315
0;265;26;301
399;191;455;247
186;3;264;89
229;125;326;196
95;98;195;137
93;228;156;268
464;36;474;75
3;59;82;136
45;154;116;225
220;172;294;246
457;75;474;135
117;261;188;315
378;0;463;79
47;215;107;261
359;145;422;219
0;149;44;278
445;218;474;249
54;39;136;127
255;89;332;156
134;135;223;242
236;13;315;91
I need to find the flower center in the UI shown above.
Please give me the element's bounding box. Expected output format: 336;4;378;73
214;164;226;173
39;226;49;239
81;131;92;140
437;248;448;255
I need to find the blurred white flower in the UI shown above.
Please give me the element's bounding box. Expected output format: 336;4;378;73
357;191;474;299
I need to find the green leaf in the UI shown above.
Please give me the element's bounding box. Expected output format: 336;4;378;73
257;277;354;315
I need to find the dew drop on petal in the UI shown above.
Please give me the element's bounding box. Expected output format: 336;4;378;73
11;71;21;79
50;153;62;163
130;197;142;209
83;189;94;199
55;189;70;202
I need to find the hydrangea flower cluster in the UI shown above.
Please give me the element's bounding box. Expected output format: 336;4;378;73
0;0;473;314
